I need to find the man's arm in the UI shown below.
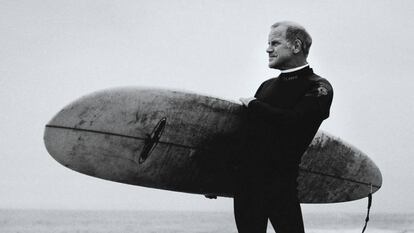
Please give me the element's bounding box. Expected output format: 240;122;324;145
247;79;333;123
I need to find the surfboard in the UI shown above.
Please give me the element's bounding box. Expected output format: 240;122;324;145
44;87;382;203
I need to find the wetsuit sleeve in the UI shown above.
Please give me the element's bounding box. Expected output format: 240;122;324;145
248;79;333;123
254;81;266;98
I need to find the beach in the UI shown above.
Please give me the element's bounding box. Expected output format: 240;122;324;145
1;210;412;233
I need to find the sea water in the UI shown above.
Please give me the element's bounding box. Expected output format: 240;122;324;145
0;210;413;233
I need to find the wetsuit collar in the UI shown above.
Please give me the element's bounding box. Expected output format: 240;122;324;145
280;64;309;73
279;65;313;81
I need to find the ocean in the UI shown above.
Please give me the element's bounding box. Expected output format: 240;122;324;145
1;210;413;233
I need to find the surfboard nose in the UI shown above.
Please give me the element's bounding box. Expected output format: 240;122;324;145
44;124;76;171
43;89;151;185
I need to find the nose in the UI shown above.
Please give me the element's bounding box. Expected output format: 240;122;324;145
266;45;273;53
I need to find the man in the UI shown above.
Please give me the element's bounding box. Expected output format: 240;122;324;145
236;21;333;233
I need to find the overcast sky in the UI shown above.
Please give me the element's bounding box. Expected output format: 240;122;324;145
1;0;413;214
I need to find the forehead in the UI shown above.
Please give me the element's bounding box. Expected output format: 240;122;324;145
268;26;287;41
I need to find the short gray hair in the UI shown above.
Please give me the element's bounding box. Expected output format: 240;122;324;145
271;21;312;57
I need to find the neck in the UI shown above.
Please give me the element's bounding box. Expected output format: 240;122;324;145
276;56;308;71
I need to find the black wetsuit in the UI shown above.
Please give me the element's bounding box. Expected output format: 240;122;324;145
234;66;333;233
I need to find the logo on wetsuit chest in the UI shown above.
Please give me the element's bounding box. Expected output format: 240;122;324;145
281;75;299;81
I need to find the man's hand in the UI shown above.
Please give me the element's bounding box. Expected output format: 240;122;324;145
239;97;256;107
204;194;217;199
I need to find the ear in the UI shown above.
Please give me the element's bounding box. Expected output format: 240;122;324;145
292;39;302;54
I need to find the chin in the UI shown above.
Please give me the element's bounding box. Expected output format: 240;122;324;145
268;63;280;69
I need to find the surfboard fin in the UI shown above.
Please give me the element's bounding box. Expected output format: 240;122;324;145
138;117;167;164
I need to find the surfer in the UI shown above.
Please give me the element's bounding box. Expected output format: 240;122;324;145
237;21;333;233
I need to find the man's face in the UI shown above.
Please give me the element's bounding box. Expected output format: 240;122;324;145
266;26;294;70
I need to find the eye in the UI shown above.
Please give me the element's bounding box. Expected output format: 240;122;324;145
270;41;279;46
